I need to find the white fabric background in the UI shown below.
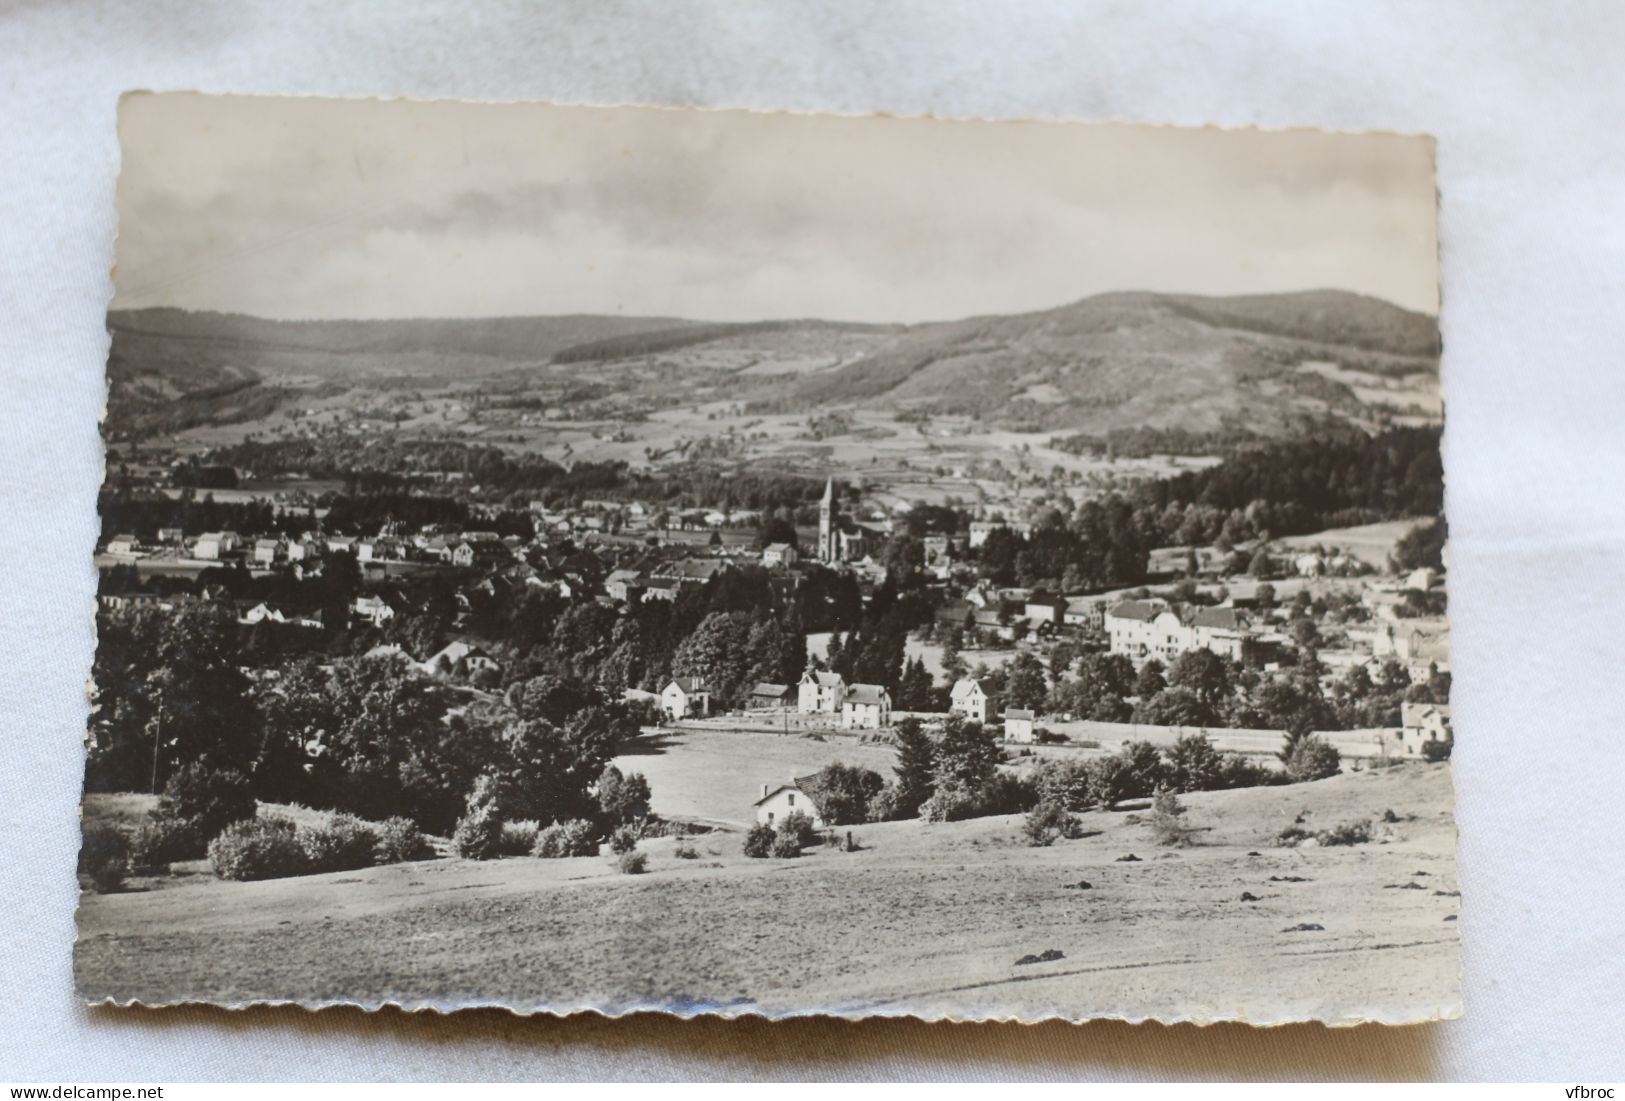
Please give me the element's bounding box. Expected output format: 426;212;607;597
2;0;1621;1082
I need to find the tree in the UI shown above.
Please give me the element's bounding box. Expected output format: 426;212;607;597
597;764;652;826
1002;652;1050;712
1134;659;1167;700
1283;734;1341;782
1116;740;1166;801
802;763;885;826
895;657;937;711
1248;548;1274;579
891;716;936;816
1162;732;1224;793
1168;649;1230;707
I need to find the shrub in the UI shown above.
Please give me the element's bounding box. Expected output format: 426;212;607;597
1034;758;1093;811
1033;727;1067;745
673;836;699;859
498;820;540;857
375;816;430;864
770;830;803;858
1215;752;1279;790
533;818;600;858
742;823;776;858
865;782;904;823
1421;739;1453;763
300;813;380;873
919;778;981;823
608;825;640;855
1022;801;1077;847
1149;787;1195;847
128;813;206;868
1318;819;1372;847
159;764;257;840
979;771;1039;815
79;822;130;893
778;810;819;849
451;803;504;860
209;816;306;881
1284;735;1342;782
617;850;649;875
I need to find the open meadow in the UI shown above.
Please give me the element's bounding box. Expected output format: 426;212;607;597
76;751;1460;1023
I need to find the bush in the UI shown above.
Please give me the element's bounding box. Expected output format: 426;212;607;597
532;818;601;858
800;762;885;825
1277;818;1371;847
1318;819;1372;847
673;836;699;859
617;850;649;875
498;820;540;857
742;823;776;858
919;779;981;823
865;782;904;823
159;764;257;840
778;810;819;849
129;813;207;868
1284;735;1342;782
1022;801;1078;847
79;822;130;893
770;830;803;859
1033;727;1067;745
1034;758;1093;811
1421;738;1453;763
1149;787;1194;847
1215;752;1280;790
209;816;306;881
608;825;640;855
375;816;430;864
451;803;504;860
300;813;380;873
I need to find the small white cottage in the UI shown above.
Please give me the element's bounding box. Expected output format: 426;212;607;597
753;775;825;829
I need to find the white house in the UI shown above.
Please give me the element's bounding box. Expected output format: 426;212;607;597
193;531;239;560
949;677;990;724
761;542;798;568
105;534;139;556
841;683;891;730
661;676;711;720
1004;708;1036;743
1106;599;1183;666
253;537;286;566
753;776;824;830
422;640;500;676
1063;596;1110;631
352;594;396;627
798;670;847;714
1398;700;1452;757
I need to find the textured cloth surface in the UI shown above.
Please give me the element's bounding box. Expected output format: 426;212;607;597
2;0;1623;1081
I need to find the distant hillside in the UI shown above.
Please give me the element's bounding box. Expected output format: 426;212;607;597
103;290;1439;442
769;289;1440;434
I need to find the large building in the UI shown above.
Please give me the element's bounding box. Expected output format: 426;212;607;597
816;478;876;564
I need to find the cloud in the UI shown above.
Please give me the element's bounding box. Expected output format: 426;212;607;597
112;95;1438;321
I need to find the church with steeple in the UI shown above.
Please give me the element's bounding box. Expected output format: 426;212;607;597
816;477;875;564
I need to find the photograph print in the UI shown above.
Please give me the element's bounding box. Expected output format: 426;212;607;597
79;93;1456;1023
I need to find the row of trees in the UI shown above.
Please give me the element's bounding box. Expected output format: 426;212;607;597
87;603;647;834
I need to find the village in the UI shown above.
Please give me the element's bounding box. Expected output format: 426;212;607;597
95;441;1453;838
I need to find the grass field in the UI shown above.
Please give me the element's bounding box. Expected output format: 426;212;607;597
76;758;1459;1024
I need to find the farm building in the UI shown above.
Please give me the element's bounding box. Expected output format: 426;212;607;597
798;670;847;714
1004;708;1035;743
105;534;139;556
949;677;990;724
753;775;825;830
193;531;239;560
662;676;711;720
253;538;286;565
842;683;892;730
749;683;791;709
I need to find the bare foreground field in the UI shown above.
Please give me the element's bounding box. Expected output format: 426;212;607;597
76;758;1460;1024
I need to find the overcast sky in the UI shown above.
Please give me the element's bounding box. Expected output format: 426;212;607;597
112;93;1438;323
